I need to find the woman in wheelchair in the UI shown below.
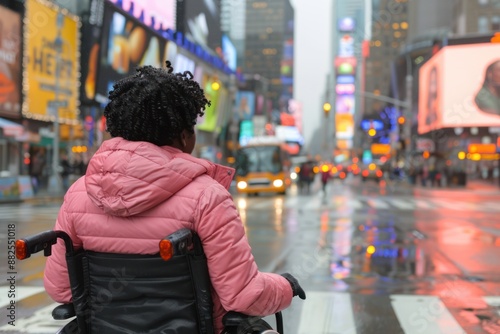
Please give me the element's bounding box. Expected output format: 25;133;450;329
42;61;305;333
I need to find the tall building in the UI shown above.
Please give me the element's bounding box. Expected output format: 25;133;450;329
243;0;294;110
453;0;500;34
364;0;410;117
220;0;246;67
330;0;371;159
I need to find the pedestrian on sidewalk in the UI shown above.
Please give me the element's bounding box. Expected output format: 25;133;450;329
59;153;72;192
30;149;46;195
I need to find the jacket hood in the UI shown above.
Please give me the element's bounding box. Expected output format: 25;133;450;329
85;137;234;217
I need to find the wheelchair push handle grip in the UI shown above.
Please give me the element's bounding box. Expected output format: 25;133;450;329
16;230;66;260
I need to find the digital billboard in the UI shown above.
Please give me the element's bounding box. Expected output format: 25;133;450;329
335;56;357;75
180;0;222;51
109;0;176;31
96;2;167;103
418;43;500;134
336;95;355;114
196;77;220;132
0;5;21;118
338;17;355;32
222;34;237;71
336;113;354;139
81;0;105;104
235;91;255;121
24;0;80;123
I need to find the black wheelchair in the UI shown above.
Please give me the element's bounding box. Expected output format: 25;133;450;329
16;228;284;334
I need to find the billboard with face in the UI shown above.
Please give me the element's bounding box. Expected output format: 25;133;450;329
0;5;21;118
418;43;500;134
109;0;176;31
96;2;168;103
180;0;222;51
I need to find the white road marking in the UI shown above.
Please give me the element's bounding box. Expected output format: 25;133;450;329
390;295;465;334
297;291;356;334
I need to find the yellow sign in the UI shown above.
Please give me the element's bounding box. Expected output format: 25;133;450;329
468;143;497;154
23;0;80;124
371;143;391;155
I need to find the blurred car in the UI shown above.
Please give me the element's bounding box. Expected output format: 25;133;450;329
361;163;384;183
330;164;347;181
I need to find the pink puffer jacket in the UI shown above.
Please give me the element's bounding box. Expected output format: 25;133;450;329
44;137;293;333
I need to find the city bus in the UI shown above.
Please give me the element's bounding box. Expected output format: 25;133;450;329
234;137;292;195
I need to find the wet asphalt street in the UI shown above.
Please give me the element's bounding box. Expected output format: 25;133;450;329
0;176;499;333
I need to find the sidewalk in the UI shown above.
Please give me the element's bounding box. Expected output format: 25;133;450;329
21;188;65;205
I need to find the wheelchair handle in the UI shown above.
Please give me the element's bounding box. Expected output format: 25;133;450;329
16;230;74;260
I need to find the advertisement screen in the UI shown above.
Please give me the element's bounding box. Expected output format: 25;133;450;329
24;0;80;123
196;78;220;132
109;0;176;31
338;17;355;32
418;43;500;134
235;91;255;121
96;2;167;103
222;35;237;71
81;0;105;104
182;0;222;51
0;5;21;118
336;95;355;114
336;113;354;139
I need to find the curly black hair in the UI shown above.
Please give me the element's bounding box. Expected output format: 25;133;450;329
104;61;210;146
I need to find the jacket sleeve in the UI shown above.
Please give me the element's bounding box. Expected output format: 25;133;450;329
194;184;293;316
43;199;82;303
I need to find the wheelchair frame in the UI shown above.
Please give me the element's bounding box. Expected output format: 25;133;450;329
16;228;284;334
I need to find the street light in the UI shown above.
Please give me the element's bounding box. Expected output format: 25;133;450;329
48;12;65;195
323;102;332;115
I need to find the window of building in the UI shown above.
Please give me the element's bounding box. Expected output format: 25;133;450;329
478;16;489;33
492;16;500;30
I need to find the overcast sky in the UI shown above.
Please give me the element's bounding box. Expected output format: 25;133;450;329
291;0;333;155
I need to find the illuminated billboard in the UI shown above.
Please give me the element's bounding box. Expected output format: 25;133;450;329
0;5;21;118
96;2;167;103
335;56;357;75
336;95;355;114
109;0;176;31
336;113;354;139
235;91;255;121
338;17;356;32
23;0;80;123
418;43;500;134
180;0;222;51
196;78;221;132
222;34;237;71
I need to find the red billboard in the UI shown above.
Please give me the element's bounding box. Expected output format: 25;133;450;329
418;43;500;134
0;5;21;118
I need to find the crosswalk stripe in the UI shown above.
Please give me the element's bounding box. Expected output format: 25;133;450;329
0;286;45;309
415;199;435;209
4;286;498;334
298;291;356;334
390;199;416;209
390;295;465;334
366;198;390;209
